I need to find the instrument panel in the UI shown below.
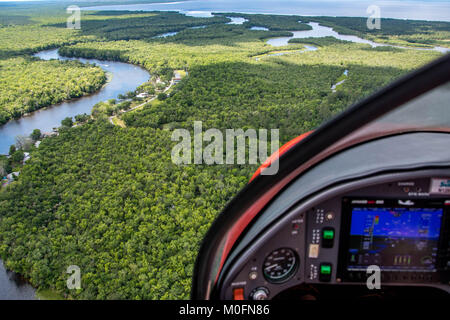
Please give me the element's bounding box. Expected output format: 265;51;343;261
218;172;450;300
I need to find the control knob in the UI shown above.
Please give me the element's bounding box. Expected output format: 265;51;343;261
250;287;269;300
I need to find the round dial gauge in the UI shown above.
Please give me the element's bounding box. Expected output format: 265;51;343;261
263;248;298;283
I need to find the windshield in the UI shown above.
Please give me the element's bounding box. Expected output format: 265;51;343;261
344;81;450;143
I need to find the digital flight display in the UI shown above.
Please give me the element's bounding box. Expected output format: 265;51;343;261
347;205;443;272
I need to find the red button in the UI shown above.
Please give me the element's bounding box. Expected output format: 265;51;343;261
233;288;244;300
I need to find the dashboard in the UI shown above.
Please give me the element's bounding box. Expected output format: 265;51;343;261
215;133;450;300
219;173;450;300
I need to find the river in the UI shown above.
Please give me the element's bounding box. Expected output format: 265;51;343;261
0;49;150;154
0;50;150;298
266;22;450;53
80;2;450;53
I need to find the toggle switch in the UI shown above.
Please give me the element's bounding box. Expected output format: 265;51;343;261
319;263;332;282
321;227;335;248
233;288;244;300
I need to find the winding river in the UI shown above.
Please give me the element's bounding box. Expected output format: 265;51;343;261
0;49;150;154
266;22;450;53
0;50;150;299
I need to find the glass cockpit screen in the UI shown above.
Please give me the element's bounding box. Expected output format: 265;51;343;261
347;205;443;272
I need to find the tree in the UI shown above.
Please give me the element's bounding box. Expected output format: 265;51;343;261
0;159;7;176
75;113;90;123
61;117;73;127
31;129;41;141
9;145;16;155
118;101;132;111
157;93;168;101
126;91;136;99
10;150;24;163
15;135;32;151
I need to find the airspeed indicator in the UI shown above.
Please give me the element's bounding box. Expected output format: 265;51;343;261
263;248;298;283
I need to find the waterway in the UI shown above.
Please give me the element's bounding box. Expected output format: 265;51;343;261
0;49;150;154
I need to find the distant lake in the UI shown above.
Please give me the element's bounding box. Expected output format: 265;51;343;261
82;0;450;22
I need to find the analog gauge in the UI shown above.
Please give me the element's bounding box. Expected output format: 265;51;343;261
263;248;298;283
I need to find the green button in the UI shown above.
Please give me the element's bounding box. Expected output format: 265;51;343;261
320;264;331;275
323;229;334;240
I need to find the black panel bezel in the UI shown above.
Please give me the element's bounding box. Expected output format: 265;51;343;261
338;197;450;284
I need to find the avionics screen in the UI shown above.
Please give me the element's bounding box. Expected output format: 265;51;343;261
347;206;443;272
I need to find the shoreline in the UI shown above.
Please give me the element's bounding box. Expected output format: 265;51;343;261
80;1;450;22
0;48;151;154
0;257;64;300
18;71;113;120
0;257;36;300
